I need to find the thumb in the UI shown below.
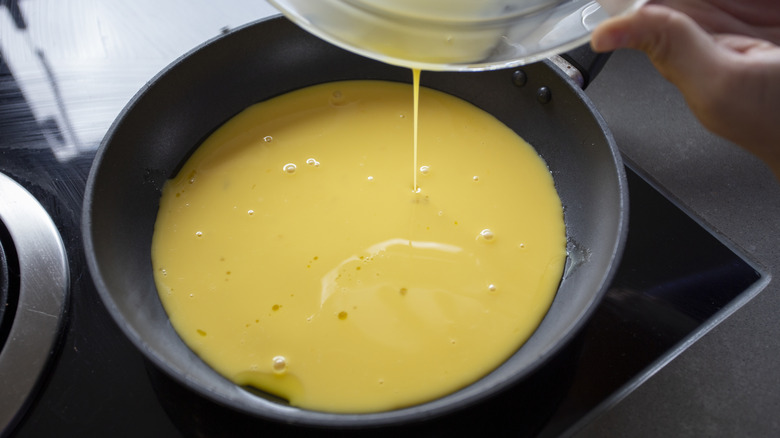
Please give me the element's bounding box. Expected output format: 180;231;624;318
591;5;721;88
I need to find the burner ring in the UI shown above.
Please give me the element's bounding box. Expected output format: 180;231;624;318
0;172;69;435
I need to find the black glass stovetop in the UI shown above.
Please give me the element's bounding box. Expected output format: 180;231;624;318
0;50;762;438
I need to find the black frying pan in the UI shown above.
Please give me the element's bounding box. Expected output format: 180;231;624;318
83;16;628;429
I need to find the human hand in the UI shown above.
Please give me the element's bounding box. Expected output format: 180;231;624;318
591;0;780;179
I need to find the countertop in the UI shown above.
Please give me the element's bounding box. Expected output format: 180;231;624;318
2;1;779;436
578;43;780;437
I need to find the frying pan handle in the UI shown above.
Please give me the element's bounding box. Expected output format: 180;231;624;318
558;43;612;90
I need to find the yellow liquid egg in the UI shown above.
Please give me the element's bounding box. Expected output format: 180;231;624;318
151;80;566;413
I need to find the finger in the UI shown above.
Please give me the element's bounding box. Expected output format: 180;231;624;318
590;5;721;87
713;34;778;54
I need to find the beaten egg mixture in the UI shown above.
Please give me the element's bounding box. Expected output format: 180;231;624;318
151;80;566;413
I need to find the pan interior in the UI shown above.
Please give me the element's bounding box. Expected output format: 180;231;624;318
83;16;625;426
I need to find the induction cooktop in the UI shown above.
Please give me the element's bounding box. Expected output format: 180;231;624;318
0;89;762;438
0;5;764;436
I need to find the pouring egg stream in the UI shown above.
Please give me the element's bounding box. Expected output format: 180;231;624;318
151;71;567;413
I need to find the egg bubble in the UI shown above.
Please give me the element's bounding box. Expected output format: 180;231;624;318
195;231;203;238
272;356;287;374
420;165;430;175
488;284;497;292
283;163;297;174
263;135;273;143
479;229;495;242
473;176;479;182
329;90;346;106
306;158;320;167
